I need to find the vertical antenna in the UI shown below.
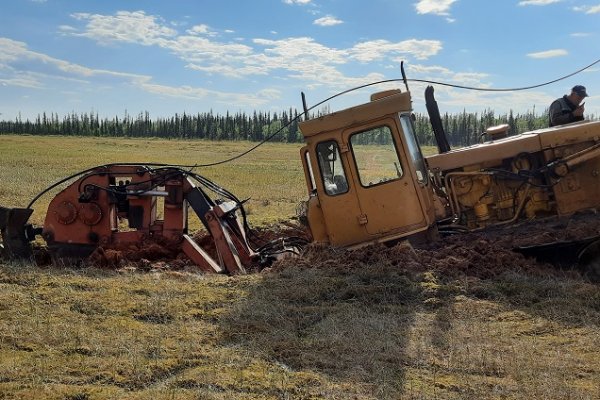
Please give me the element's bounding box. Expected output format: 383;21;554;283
301;92;309;121
401;61;409;92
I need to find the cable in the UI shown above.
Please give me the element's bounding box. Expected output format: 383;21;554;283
27;58;599;208
27;162;187;208
408;57;600;92
484;167;559;188
170;57;600;168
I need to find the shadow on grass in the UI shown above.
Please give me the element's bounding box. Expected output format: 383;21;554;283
219;241;600;399
462;269;600;328
220;244;426;399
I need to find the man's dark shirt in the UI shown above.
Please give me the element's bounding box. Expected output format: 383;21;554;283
549;95;584;127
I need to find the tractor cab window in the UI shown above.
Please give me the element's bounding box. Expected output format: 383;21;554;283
316;141;349;196
349;126;403;187
400;114;428;184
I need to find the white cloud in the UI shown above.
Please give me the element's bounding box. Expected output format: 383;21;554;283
440;89;553;115
70;11;177;46
169;35;254;65
400;63;553;115
138;82;280;107
407;63;489;86
313;16;344;26
0;36;283;108
350;39;443;62
245;38;390;89
63;11;444;90
573;5;600;14
0;37;152;97
0;37;28;64
58;25;77;33
382;63;520;114
451;72;490;85
527;49;568;58
518;0;561;6
185;63;269;78
408;64;453;75
0;76;43;89
414;0;457;15
250;37;348;80
186;24;218;37
283;0;312;4
257;88;282;100
570;32;590;37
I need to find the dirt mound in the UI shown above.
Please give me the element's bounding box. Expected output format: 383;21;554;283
474;211;600;248
83;223;311;272
272;213;600;280
63;213;600;278
273;237;555;280
87;237;191;271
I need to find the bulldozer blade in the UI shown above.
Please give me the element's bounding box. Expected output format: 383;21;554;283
0;206;34;259
514;235;600;282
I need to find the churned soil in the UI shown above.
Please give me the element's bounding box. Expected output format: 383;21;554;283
474;210;600;248
87;237;190;271
273;211;600;280
273;237;552;280
66;211;600;278
83;222;312;272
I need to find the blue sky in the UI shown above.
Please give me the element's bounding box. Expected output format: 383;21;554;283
1;0;599;121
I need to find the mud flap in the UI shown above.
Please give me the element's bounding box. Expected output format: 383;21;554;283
0;206;34;259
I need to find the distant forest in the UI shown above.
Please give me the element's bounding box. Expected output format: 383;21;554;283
0;107;595;147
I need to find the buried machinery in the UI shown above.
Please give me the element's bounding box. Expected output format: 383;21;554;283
2;83;600;280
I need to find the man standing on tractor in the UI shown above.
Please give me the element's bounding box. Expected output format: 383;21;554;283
549;85;588;127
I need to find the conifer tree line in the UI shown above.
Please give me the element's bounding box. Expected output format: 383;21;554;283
0;108;596;147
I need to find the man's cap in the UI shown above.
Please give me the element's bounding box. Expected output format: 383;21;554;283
572;85;588;97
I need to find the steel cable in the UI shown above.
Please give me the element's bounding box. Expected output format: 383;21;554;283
27;58;600;207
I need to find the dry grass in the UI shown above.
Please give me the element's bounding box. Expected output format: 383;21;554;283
1;135;599;399
1;257;599;399
222;248;600;400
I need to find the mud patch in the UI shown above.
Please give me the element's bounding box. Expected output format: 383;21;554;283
272;213;600;280
274;239;552;280
38;212;600;279
82;223;311;272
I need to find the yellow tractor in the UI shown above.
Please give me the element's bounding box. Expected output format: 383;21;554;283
299;87;600;280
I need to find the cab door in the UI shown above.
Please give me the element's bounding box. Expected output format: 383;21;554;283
310;139;368;247
343;117;428;236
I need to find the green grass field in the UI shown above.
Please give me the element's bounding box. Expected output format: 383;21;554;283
1;135;599;399
0;134;309;227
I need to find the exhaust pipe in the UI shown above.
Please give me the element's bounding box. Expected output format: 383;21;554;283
425;86;451;154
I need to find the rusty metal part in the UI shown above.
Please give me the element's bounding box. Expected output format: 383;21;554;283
182;234;223;273
79;203;103;226
55;201;78;225
0;207;35;259
19;165;262;273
